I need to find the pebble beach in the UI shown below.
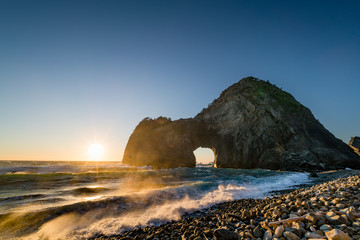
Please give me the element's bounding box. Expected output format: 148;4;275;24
94;170;360;240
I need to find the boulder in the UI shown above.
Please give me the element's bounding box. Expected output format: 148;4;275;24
253;225;262;238
273;225;285;238
284;231;300;240
263;229;273;240
325;229;351;240
123;77;360;170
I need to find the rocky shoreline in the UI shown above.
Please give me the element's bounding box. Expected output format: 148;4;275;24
93;170;360;240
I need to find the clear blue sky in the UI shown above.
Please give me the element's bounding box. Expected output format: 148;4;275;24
0;0;359;162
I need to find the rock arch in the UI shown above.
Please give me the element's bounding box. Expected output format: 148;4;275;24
122;77;360;171
122;118;218;168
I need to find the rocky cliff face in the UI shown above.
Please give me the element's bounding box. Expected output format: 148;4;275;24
122;77;360;171
349;137;360;156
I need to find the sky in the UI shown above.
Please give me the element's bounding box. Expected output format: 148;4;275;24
0;0;359;163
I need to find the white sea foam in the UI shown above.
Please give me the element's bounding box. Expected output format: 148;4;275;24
29;172;309;240
1;161;310;239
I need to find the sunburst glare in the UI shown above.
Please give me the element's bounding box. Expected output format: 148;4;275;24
88;143;104;160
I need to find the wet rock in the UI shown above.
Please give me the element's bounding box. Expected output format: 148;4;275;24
297;208;306;216
340;214;351;225
253;225;262;238
288;206;298;213
213;228;239;240
250;219;257;225
263;229;272;240
344;226;356;235
292;222;305;235
319;224;332;231
336;203;345;209
316;218;326;227
146;234;155;239
305;214;318;224
188;234;198;240
352;221;360;227
353;235;360;240
288;214;299;218
273;226;285;238
203;229;213;237
273;209;282;218
346;210;356;222
325;229;351;240
283;231;300;240
304;231;322;239
328;215;346;225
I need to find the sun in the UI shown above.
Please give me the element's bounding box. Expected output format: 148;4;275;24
88;143;105;160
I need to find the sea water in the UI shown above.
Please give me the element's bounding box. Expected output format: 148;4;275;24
0;161;310;239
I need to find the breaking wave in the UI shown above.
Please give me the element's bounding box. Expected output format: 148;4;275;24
0;166;309;240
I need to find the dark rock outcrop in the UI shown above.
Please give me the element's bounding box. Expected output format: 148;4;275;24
122;77;360;171
349;137;360;156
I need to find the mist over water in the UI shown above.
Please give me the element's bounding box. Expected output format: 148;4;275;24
0;161;310;239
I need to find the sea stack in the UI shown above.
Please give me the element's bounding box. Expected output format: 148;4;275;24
122;77;360;171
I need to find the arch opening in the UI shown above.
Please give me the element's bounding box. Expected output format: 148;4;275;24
193;147;215;166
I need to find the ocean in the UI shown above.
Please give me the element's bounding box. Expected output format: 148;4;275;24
0;161;310;239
